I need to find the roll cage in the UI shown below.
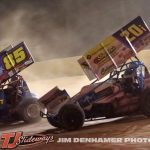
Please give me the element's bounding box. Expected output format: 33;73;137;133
109;61;147;80
91;60;148;91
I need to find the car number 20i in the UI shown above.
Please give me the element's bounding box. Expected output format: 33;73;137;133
3;47;27;70
120;24;147;42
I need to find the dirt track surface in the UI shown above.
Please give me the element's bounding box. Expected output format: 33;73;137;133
1;116;150;150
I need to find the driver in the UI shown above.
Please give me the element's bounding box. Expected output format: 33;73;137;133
122;61;144;94
5;75;25;105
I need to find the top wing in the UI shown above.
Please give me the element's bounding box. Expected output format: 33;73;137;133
78;16;150;80
0;42;34;83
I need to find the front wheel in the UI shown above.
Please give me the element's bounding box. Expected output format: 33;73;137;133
59;104;85;131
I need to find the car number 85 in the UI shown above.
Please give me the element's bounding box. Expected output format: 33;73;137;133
3;47;26;70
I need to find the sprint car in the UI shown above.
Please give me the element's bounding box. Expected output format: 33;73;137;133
0;42;41;123
40;16;150;130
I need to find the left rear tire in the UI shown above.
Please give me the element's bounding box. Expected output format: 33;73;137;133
18;99;41;123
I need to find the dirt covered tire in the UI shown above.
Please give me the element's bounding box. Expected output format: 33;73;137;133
18;99;41;123
59;104;85;131
47;115;61;128
141;88;150;117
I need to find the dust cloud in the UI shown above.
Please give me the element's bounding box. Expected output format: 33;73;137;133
0;0;150;61
0;0;90;61
0;0;150;97
20;56;90;97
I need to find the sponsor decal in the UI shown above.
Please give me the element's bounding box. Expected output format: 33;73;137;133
101;64;115;75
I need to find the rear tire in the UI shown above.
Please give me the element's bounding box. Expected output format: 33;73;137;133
18;99;41;123
59;104;85;131
141;88;150;117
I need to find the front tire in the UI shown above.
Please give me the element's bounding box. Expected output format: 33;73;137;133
59;104;85;131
